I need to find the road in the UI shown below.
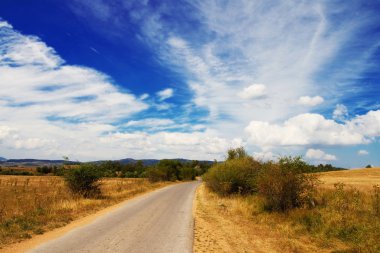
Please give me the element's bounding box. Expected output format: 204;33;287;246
28;181;200;253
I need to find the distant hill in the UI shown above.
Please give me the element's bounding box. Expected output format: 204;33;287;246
118;158;213;166
0;159;79;167
119;158;160;166
0;158;213;167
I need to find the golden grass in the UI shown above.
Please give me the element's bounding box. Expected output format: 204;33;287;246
194;185;348;253
0;175;171;248
317;167;380;191
195;168;380;253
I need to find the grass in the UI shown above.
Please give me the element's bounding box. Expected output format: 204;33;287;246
0;175;171;248
195;168;380;253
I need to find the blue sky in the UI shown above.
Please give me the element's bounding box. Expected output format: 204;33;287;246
0;0;379;167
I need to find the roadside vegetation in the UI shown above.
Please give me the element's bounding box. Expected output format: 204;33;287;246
199;147;380;252
0;159;207;248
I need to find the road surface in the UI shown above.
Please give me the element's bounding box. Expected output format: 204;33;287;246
28;181;200;253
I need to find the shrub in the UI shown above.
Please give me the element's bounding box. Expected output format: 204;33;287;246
203;156;261;195
180;167;196;181
226;146;248;160
64;163;101;198
257;156;319;212
36;166;53;174
146;167;167;182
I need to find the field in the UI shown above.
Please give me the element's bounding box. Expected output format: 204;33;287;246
0;175;170;248
194;168;380;253
317;168;380;191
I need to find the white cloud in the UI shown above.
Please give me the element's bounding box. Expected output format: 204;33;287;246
157;88;173;101
0;21;12;29
358;150;369;155
139;93;149;100
64;1;380;164
305;148;337;161
253;151;276;161
245;110;380;148
238;84;266;99
0;19;152;160
333;104;348;121
125;0;373;139
100;131;243;159
298;96;324;106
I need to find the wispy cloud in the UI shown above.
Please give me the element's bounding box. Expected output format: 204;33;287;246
157;88;174;101
358;150;369;156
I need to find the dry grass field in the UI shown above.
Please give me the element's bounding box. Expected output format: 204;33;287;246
194;168;380;253
0;175;171;248
317;167;380;191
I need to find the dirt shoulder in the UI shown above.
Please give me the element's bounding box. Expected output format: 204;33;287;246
193;184;345;253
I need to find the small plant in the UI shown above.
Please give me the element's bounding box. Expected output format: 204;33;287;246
64;163;101;198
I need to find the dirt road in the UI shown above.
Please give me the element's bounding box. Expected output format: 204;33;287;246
28;181;200;253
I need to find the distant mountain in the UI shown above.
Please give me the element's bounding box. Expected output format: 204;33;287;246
0;159;79;167
119;158;213;166
119;158;160;166
0;157;213;167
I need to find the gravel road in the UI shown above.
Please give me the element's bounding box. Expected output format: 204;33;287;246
28;181;200;253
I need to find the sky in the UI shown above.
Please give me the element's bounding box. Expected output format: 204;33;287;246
0;0;379;167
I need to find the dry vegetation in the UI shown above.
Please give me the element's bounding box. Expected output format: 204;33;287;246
317;167;380;191
0;175;170;248
195;168;380;253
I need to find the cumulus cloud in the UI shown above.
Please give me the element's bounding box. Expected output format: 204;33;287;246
253;151;276;161
157;88;173;101
358;150;369;155
298;96;324;106
238;84;266;99
100;131;243;159
305;148;337;161
333;104;348;121
245;110;380;148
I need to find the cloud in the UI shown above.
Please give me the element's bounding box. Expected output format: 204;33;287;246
333;104;348;121
139;93;149;100
100;130;243;159
0;19;153;159
305;148;337;161
238;84;266;99
252;151;276;161
0;19;242;161
357;150;369;155
157;88;173;101
125;118;174;127
298;96;324;106
245;110;380;148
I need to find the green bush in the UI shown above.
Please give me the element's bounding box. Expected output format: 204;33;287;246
180;167;196;180
257;156;319;212
64;163;101;198
203;155;261;195
146;167;167;182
